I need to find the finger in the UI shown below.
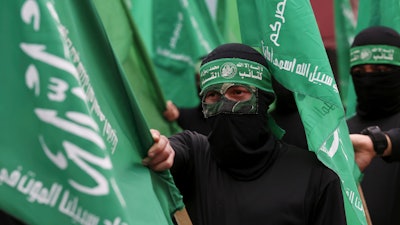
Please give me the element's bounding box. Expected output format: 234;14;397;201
150;129;160;142
142;157;151;166
143;147;174;171
148;135;169;158
163;102;179;121
163;111;174;121
166;100;174;108
150;150;175;171
148;144;174;166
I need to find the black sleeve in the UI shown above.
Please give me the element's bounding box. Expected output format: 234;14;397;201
169;131;195;176
383;128;400;162
168;131;208;196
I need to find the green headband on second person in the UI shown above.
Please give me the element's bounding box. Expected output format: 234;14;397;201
350;45;400;67
199;58;274;95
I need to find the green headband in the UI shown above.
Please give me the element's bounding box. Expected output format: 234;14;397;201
350;45;400;67
199;58;274;95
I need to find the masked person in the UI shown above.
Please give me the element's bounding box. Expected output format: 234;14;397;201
144;43;346;225
347;26;400;225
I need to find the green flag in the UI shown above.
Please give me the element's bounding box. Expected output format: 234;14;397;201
0;1;183;224
236;1;366;224
334;0;357;117
215;0;242;43
130;0;223;108
356;0;400;32
92;0;181;137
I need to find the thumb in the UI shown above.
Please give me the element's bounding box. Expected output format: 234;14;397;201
150;129;160;142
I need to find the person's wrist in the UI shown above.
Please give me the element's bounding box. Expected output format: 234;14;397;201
360;126;388;156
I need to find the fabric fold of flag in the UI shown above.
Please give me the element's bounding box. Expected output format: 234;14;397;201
0;1;183;224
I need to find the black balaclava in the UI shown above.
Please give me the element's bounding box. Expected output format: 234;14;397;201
201;43;278;180
350;26;400;119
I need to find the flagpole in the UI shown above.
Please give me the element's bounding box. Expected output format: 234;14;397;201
174;207;193;225
358;184;373;225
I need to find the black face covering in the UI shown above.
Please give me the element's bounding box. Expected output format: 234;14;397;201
352;70;400;119
207;90;278;180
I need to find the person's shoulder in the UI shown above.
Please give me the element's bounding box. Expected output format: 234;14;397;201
278;142;329;168
171;130;207;139
169;130;208;147
279;142;316;159
178;106;199;114
272;142;339;185
279;142;340;180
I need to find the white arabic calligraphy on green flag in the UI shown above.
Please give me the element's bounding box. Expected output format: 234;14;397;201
236;0;366;224
0;1;182;224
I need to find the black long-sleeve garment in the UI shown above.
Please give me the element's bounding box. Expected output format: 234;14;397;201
386;128;400;161
347;112;400;225
169;131;347;225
